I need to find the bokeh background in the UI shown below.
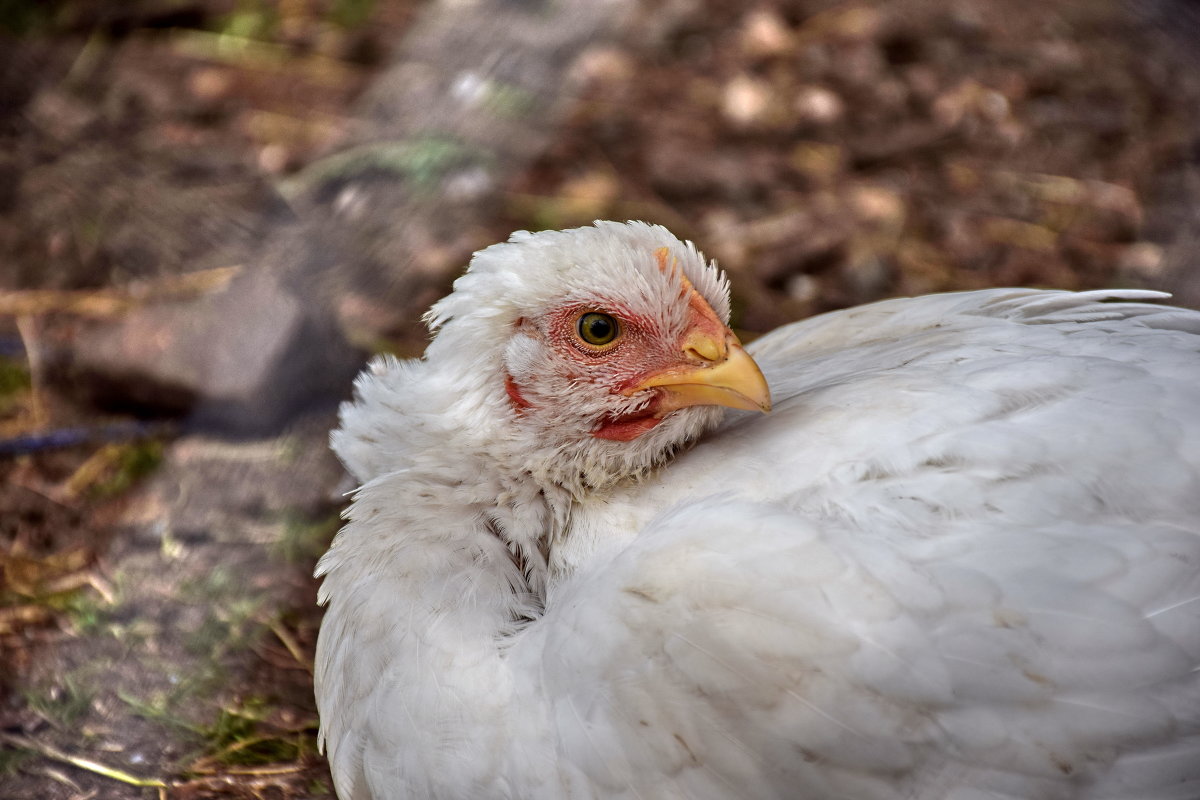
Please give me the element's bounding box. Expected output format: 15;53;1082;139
2;0;1200;797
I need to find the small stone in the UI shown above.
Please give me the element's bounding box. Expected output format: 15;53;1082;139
800;5;882;40
739;9;794;57
334;185;369;220
979;90;1010;122
1119;242;1165;278
570;45;635;86
933;80;980;127
451;70;489;107
851;185;905;225
722;74;773;127
444;166;494;201
188;67;234;102
791;141;845;183
258;144;290;174
794;85;844;124
786;273;821;304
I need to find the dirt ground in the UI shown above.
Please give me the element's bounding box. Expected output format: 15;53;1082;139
2;0;1200;798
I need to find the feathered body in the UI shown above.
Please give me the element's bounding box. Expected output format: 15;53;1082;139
316;222;1200;800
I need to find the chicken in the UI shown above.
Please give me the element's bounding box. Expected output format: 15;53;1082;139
315;221;1200;800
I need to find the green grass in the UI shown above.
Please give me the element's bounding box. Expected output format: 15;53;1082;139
0;357;30;413
198;697;307;768
329;0;375;28
272;510;342;565
123;682;318;776
48;588;112;635
118;686;187;730
182;598;263;658
179;564;234;601
282;137;488;200
218;0;278;41
0;746;32;776
23;676;94;728
177;565;267;664
90;439;164;498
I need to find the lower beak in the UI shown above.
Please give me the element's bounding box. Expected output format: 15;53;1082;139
626;336;771;414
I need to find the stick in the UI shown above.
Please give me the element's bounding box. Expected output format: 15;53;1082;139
268;619;314;674
0;732;168;789
0;266;241;319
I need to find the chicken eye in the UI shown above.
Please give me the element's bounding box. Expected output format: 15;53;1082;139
577;312;620;347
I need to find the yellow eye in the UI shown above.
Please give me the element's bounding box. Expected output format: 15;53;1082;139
577;312;620;347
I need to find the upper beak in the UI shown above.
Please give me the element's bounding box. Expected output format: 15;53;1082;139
625;330;772;415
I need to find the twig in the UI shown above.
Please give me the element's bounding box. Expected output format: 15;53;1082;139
267;618;314;674
33;764;83;792
0;604;54;635
87;572;117;605
0;266;241;319
60;443;125;499
187;735;286;775
14;315;45;429
221;763;305;776
168;28;354;83
0;732;168;789
41;569;117;606
171;771;304;793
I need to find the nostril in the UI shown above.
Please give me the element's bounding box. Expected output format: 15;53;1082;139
682;333;726;363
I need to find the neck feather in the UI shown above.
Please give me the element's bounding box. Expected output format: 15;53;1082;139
316;344;706;796
314;458;559;796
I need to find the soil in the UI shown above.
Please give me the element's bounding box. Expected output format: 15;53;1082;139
2;0;1200;797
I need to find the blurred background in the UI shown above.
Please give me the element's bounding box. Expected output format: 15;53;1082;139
2;0;1199;797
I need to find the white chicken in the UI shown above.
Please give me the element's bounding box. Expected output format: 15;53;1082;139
315;221;1200;800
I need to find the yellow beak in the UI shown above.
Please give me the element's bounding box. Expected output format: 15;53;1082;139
626;332;772;415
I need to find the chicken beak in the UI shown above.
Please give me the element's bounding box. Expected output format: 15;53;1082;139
627;331;772;414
